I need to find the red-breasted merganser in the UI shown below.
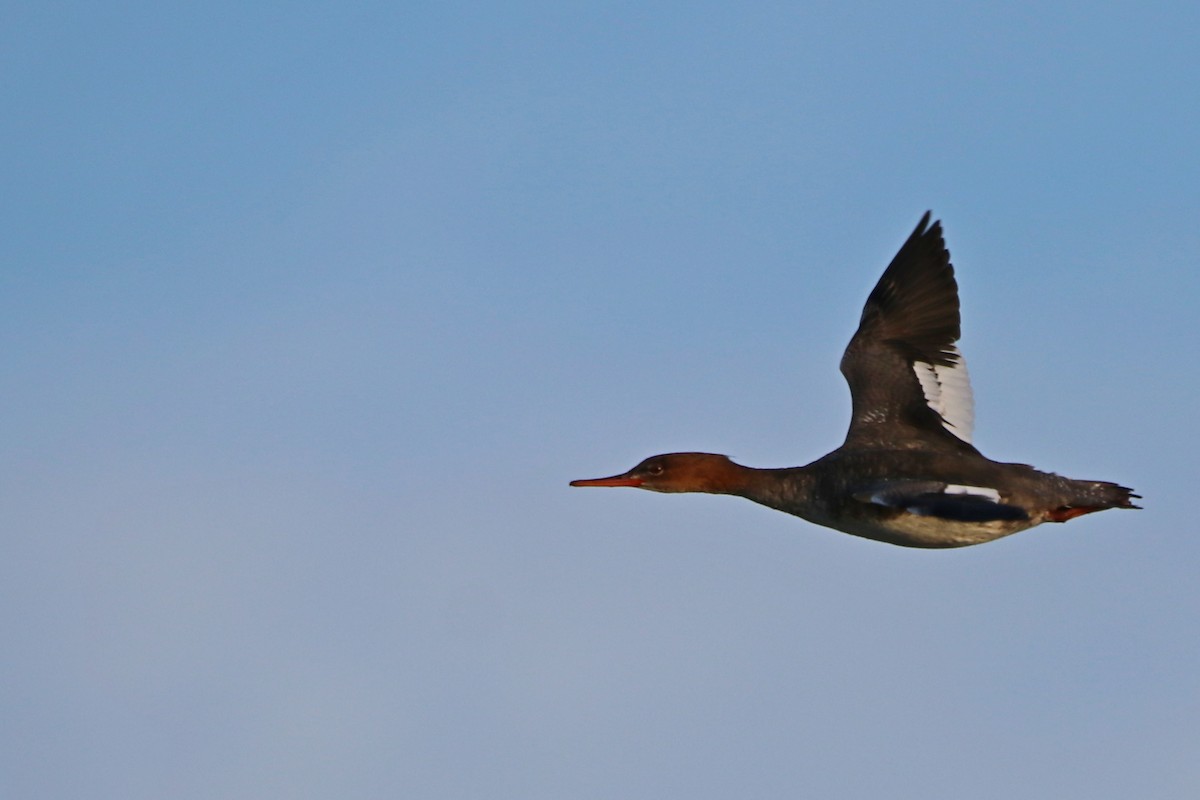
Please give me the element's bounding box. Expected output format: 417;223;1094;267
571;213;1140;548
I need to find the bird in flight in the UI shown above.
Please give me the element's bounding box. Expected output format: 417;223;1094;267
571;213;1139;548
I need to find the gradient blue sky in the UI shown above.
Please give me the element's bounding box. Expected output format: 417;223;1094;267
3;3;1197;798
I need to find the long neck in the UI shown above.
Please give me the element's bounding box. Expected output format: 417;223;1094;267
708;461;815;509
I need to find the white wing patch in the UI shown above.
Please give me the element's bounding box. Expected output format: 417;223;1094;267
944;484;1001;502
912;345;974;443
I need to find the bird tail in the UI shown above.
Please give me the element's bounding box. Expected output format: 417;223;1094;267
1046;480;1141;522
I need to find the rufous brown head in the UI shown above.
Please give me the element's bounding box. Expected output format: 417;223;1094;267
570;453;741;494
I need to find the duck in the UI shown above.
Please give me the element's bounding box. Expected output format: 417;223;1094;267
571;212;1139;548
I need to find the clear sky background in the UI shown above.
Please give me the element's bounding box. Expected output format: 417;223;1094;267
3;3;1197;798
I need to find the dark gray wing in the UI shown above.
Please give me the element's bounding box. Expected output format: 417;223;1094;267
852;480;1028;522
839;212;976;451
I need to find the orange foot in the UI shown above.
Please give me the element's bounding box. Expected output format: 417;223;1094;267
1047;505;1104;523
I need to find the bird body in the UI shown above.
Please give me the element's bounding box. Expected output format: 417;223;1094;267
571;214;1139;548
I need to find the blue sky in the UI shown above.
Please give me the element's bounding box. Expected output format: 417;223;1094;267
3;2;1197;798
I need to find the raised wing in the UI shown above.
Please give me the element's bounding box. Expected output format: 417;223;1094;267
839;212;976;450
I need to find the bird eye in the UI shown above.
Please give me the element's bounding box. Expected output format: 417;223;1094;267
646;463;665;475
